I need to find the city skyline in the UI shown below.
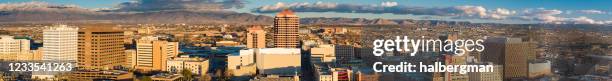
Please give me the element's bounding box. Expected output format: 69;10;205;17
0;0;610;81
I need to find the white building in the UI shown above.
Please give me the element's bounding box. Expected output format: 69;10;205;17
256;48;301;75
227;49;257;76
310;44;336;63
0;35;30;54
42;25;78;62
166;55;209;75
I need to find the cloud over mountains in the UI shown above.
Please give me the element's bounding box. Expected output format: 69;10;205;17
253;1;612;24
109;0;246;12
0;1;610;24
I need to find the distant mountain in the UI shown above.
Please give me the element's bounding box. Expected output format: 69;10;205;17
1;9;611;31
0;10;274;24
0;7;453;25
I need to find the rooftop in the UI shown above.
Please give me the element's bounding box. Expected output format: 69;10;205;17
276;9;297;17
258;48;301;55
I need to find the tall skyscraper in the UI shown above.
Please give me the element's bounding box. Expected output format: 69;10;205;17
135;36;179;71
77;27;125;69
482;37;534;80
42;25;78;62
246;26;266;48
0;35;30;54
273;9;300;48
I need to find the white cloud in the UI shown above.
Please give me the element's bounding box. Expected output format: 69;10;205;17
381;1;398;7
518;9;612;24
575;10;606;14
486;8;516;19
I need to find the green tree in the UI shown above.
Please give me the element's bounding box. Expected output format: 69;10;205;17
181;69;193;81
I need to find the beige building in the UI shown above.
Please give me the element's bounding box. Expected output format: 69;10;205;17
246;26;266;48
256;48;301;75
0;52;42;61
468;63;503;81
273;9;300;48
0;35;36;61
310;44;336;63
166;55;209;75
215;41;240;47
77;27;125;69
228;49;257;76
136;36;179;71
0;35;30;55
124;50;137;69
483;37;534;80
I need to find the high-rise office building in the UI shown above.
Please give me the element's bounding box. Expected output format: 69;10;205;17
335;45;354;66
482;37;534;80
0;35;30;54
135;36;179;71
273;9;300;48
42;25;78;62
247;26;266;48
77;27;125;69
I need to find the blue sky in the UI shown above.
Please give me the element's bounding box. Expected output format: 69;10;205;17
1;0;611;24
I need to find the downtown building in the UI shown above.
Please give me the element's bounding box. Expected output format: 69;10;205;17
482;37;535;80
0;35;37;61
166;55;209;75
228;49;257;76
77;27;126;69
42;25;78;62
273;9;300;48
135;36;179;71
255;48;301;75
0;35;30;55
310;44;336;63
246;26;266;48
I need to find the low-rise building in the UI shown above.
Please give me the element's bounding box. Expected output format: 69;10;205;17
67;70;133;81
227;49;257;76
251;75;299;81
166;55;209;75
256;48;301;75
151;74;184;81
310;44;336;63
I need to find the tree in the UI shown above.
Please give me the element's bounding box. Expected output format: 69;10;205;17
181;69;193;81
